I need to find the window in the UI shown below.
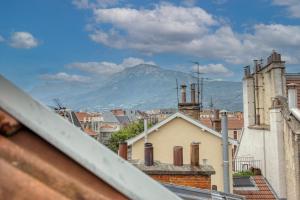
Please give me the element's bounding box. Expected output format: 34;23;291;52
233;130;237;139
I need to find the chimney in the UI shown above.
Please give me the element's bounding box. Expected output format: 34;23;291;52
181;84;187;103
244;66;251;77
287;83;298;109
191;83;196;104
212;109;221;132
190;142;199;166
221;110;230;193
144;143;154;166
118;142;128;160
173;146;183;166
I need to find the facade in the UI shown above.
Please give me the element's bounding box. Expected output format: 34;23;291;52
127;112;236;192
237;51;300;200
200;111;243;157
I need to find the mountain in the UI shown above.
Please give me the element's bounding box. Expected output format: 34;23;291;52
30;64;243;111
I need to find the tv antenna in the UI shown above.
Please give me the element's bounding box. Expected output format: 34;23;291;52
53;98;66;111
191;61;206;112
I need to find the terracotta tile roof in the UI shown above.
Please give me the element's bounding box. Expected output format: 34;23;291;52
84;128;98;136
200;117;244;130
234;176;276;200
75;112;89;121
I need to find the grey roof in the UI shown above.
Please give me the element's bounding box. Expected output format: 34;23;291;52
130;160;215;176
102;111;119;123
116;115;131;125
164;184;245;200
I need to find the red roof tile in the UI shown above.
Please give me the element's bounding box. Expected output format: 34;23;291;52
200;117;244;130
234;176;276;200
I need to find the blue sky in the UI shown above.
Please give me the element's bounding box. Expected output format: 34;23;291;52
0;0;300;91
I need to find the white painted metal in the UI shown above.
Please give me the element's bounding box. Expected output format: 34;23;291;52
0;75;182;200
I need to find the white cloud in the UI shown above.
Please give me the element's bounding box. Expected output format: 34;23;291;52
68;57;156;75
86;3;300;65
40;72;91;82
9;32;39;49
193;63;233;76
273;0;300;18
72;0;118;9
0;35;4;42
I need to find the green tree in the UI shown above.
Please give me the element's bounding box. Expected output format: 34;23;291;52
107;120;151;152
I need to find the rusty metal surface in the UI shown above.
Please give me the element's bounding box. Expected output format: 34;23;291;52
0;129;128;200
0;109;22;136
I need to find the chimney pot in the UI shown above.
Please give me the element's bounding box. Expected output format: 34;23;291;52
173;146;183;166
212;109;221;132
144;143;154;166
118;142;128;160
191;83;196;104
181;84;187;103
190;142;200;167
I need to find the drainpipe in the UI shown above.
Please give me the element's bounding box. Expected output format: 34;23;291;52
144;118;148;143
221;110;230;193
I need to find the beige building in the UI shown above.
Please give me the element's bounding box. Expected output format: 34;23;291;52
127;112;236;192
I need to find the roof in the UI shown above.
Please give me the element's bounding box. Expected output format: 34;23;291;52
55;109;83;130
164;183;245;200
130;160;215;176
84;128;98;136
233;176;277;200
0;75;182;200
127;112;238;146
200;117;244;130
102;111;119;123
116;115;131;125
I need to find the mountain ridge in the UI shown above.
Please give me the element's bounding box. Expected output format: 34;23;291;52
30;64;243;111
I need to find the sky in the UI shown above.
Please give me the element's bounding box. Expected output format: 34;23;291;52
0;0;300;91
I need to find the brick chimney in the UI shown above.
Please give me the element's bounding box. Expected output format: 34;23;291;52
190;142;200;166
181;84;187;103
191;83;196;104
118;142;128;160
212;109;221;132
144;143;154;166
173;146;183;166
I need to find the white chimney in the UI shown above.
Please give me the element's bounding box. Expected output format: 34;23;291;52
287;83;298;109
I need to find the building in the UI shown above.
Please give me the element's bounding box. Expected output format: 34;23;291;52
75;112;101;140
0;75;182;200
237;51;300;200
200;109;244;157
100;111;121;144
127;112;237;192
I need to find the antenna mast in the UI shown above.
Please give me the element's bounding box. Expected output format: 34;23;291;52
176;78;179;105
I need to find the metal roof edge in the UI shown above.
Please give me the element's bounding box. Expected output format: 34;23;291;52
0;75;182;200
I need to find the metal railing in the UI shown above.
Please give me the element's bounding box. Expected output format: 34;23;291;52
233;157;261;172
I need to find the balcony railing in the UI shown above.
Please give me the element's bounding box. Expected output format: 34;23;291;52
233;157;261;172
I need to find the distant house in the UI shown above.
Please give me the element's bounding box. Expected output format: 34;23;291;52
0;75;182;200
75;112;101;140
100;111;121;144
127;112;237;192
